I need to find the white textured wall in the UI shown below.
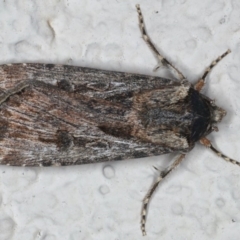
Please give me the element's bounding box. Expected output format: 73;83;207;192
0;0;240;239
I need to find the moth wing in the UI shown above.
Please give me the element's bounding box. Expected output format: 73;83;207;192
0;64;191;166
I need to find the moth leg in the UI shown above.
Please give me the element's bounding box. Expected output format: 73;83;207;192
200;137;240;166
135;4;185;81
141;153;185;236
195;49;231;92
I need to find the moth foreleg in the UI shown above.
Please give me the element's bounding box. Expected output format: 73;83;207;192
141;153;185;236
135;4;185;81
195;49;231;92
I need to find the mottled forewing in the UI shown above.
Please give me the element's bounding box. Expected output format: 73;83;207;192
0;64;191;166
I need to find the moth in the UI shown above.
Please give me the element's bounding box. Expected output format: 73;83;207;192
0;4;236;236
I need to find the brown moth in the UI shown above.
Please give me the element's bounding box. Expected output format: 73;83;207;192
0;4;236;236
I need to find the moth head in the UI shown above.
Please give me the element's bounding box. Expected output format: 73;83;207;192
210;102;226;124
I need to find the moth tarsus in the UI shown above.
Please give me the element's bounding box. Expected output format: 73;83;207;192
136;4;185;81
141;153;185;236
0;3;236;237
135;4;235;237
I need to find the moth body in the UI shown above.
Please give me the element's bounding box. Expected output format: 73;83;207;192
0;64;224;166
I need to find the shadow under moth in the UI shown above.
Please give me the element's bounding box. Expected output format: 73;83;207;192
0;4;236;236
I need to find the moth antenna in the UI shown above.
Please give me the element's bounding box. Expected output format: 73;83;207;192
141;154;185;236
200;137;240;166
195;49;231;92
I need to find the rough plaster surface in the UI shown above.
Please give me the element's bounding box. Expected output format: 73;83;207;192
0;0;240;239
